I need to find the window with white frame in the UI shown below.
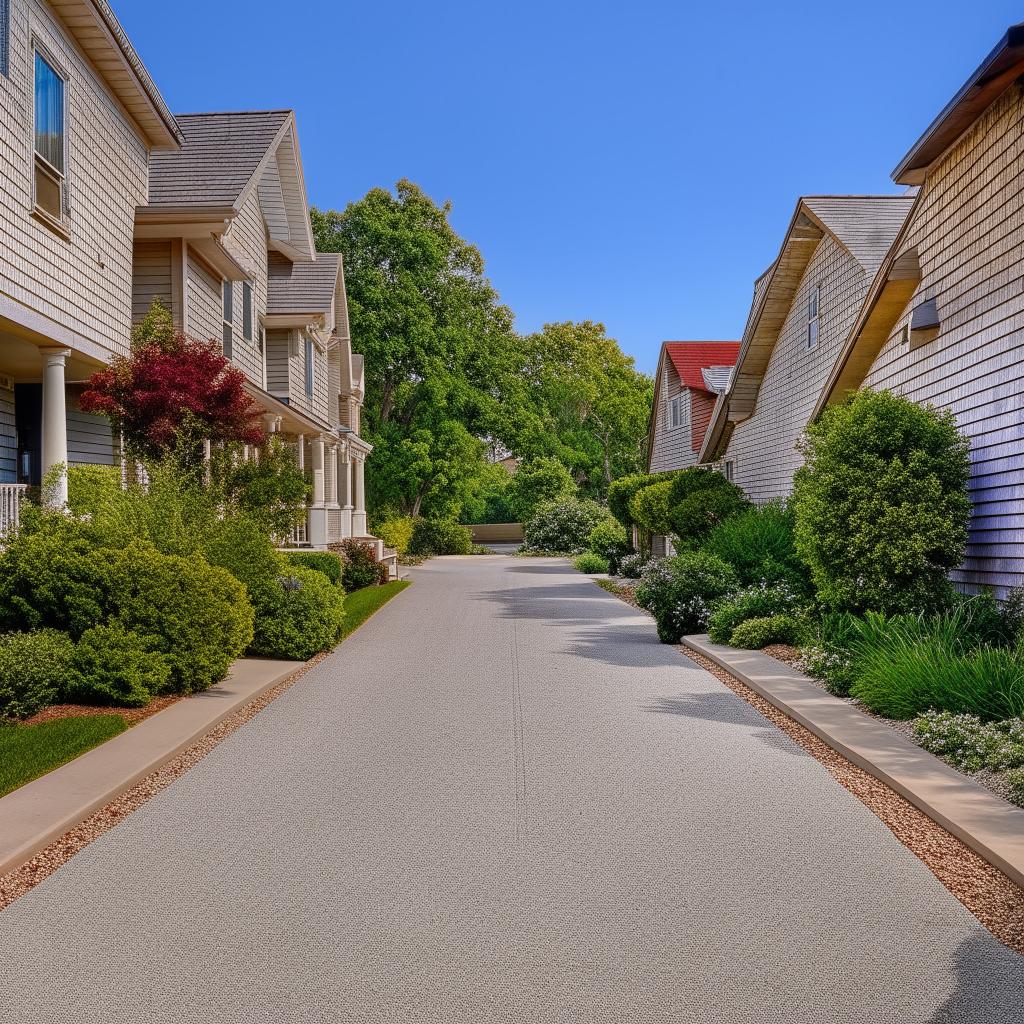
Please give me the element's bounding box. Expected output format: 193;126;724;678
33;49;66;225
222;282;233;359
806;285;820;350
669;391;691;430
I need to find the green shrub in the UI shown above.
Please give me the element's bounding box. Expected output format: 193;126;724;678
588;518;627;556
618;551;650;578
0;630;75;719
107;543;253;693
67;625;171;708
0;527;113;638
628;480;674;536
635;552;738;644
707;583;801;645
573;552;610;574
249;566;346;660
523;498;612;554
703;501;807;589
506;457;577;522
729;614;800;650
666;468;749;545
408;518;473;556
374;516;415;556
608;473;661;528
334;538;383;589
792;389;971;614
1008;767;1024;808
796;612;861;696
67;465;122;519
912;711;1024;773
285;551;343;587
215;437;309;537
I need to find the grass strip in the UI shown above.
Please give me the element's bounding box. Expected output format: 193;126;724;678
0;715;128;798
341;580;411;641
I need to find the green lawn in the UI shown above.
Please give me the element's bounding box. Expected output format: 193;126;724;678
341;580;410;641
0;715;128;798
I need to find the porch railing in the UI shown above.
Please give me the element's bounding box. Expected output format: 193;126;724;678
287;517;309;547
0;483;28;540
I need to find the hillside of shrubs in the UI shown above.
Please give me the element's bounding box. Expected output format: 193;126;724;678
600;390;1024;807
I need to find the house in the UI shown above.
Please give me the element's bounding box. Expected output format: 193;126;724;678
136;110;383;561
699;196;914;501
645;340;740;553
814;24;1024;597
0;0;181;526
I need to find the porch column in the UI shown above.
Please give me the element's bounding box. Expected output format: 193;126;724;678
327;443;339;506
40;348;70;507
338;446;353;538
351;456;367;537
308;434;327;548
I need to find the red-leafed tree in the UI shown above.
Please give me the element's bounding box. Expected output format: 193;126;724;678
82;300;264;462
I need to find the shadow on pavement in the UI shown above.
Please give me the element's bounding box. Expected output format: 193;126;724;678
927;933;1024;1022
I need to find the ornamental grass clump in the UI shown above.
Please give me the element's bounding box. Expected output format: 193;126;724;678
791;389;971;615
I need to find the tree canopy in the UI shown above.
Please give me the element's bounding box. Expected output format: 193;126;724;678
312;181;652;521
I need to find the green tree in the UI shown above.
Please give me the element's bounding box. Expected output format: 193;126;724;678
505;457;577;522
312;182;518;518
515;321;653;493
792;389;971;614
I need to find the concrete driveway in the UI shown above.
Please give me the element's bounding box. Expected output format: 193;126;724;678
0;556;1021;1022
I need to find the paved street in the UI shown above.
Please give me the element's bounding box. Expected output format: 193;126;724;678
0;556;1021;1022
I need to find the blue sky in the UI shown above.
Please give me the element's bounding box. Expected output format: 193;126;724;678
118;1;1020;373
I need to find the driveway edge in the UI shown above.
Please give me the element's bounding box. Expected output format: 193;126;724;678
0;657;299;879
681;634;1024;890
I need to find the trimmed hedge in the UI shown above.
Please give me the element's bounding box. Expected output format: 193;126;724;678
250;566;346;661
286;551;343;587
729;614;799;649
0;630;75;720
67;624;170;707
408;518;473;556
666;468;749;544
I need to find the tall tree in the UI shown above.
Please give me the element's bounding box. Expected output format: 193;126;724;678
517;321;653;493
312;182;518;517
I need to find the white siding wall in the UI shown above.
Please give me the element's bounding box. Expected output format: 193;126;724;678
863;84;1024;596
0;386;15;482
0;0;149;357
725;238;867;502
186;253;223;346
649;360;696;472
67;388;113;466
132;239;172;325
221;191;267;387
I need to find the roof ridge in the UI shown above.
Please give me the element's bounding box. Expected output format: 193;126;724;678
173;109;293;118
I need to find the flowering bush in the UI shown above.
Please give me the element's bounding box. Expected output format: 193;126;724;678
707;582;802;645
912;711;1024;773
333;538;383;590
617;551;651;579
635;552;738;643
523;498;613;554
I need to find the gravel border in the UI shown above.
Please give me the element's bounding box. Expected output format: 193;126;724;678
682;645;1024;953
0;651;328;913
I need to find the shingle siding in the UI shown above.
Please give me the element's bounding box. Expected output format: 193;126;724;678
222;190;267;387
131;239;172;324
0;0;148;358
863;84;1024;596
649;362;697;472
724;237;868;502
186;252;222;346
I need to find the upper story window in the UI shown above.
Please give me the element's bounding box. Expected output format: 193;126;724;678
806;285;820;350
1;0;10;77
242;281;253;342
33;50;67;227
669;392;690;430
304;335;314;397
222;282;233;359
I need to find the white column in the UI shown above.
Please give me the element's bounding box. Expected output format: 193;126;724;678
328;443;339;506
308;434;327;549
351;456;367;537
338;447;353;538
40;348;70;507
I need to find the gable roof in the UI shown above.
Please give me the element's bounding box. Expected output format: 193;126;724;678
894;23;1024;185
267;252;340;317
50;1;181;149
663;341;741;393
698;195;915;462
148;111;291;208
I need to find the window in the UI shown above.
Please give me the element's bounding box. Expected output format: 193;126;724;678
33;50;66;224
242;281;253;341
723;459;735;483
304;335;314;397
222;282;233;358
1;0;10;77
806;285;820;350
669;392;690;430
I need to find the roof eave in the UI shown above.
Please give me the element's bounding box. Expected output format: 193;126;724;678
892;23;1024;185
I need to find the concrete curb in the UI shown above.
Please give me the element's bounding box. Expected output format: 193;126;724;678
681;634;1024;890
0;657;299;879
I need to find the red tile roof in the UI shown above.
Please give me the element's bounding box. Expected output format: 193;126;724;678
664;341;741;392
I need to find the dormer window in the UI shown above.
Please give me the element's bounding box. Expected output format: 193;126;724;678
33;50;66;228
806;285;820;350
